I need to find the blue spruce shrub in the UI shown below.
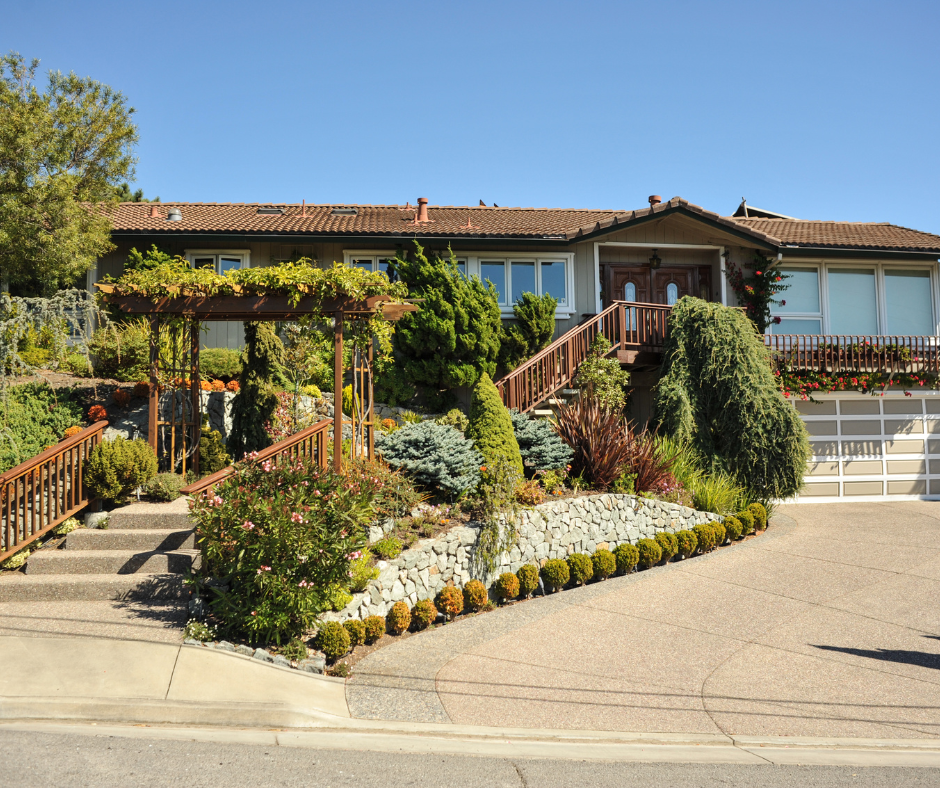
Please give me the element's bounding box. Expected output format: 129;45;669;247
376;421;482;498
510;409;574;472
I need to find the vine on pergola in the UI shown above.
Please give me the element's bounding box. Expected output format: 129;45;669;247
99;259;413;474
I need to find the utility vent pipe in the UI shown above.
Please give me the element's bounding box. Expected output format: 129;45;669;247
416;197;429;222
149;205;160;218
648;195;662;207
167;208;182;222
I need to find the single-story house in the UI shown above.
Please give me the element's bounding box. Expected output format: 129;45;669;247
91;195;940;502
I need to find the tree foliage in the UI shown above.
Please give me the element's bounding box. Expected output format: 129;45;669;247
652;297;809;500
389;242;502;408
573;335;630;412
0;53;138;294
227;321;285;460
499;291;557;371
509;409;573;472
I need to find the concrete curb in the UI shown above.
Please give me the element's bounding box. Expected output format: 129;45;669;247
3;718;940;767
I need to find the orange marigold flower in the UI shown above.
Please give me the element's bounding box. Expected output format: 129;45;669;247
210;379;226;392
226;380;240;392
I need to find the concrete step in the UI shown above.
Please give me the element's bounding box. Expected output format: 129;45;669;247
102;498;194;530
0;572;186;602
26;549;200;576
66;529;195;552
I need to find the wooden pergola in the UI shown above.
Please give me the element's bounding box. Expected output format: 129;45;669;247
100;290;416;475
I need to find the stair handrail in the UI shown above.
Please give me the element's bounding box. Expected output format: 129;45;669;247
181;418;333;497
495;301;671;414
0;420;108;563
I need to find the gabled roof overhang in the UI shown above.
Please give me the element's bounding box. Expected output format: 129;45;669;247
566;198;780;251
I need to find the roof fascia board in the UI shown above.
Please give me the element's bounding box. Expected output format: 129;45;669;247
780;247;940;261
571;204;779;250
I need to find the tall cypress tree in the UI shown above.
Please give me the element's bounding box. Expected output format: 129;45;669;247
389;242;502;409
227;321;285;460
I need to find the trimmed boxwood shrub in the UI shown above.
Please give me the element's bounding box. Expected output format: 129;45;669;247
614;543;639;574
412;598;438;630
540;558;570;593
676;529;698;558
316;621;350;661
145;472;186;502
436;586;464;620
723;516;743;541
516;564;540;598
567;553;593;586
363;615;386;644
693;522;716;552
636;538;662;570
386;601;412;635
654;532;678;563
463;579;489;611
494;572;520;602
592;549;616;580
736;509;755;536
343;619;366;647
710;521;727;547
748;502;768;531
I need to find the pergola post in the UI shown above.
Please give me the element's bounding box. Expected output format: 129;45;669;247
333;314;344;473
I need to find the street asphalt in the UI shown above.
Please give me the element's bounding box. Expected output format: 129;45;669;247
2;725;940;788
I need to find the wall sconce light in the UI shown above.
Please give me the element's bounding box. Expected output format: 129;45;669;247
649;249;662;269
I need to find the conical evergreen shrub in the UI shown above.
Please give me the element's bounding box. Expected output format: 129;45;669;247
228;322;284;460
466;373;523;478
653;298;809;500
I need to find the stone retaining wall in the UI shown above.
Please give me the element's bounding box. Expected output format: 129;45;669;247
331;494;720;622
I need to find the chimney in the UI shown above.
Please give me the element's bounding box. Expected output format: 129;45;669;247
648;195;662;207
149;205;160;218
416;197;429;222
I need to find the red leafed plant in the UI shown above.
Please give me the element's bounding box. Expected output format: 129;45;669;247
628;432;677;495
552;396;634;488
88;404;107;422
133;382;150;398
112;389;131;408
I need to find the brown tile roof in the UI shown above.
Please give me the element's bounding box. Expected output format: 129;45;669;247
729;218;940;253
103;199;940;253
106;202;627;240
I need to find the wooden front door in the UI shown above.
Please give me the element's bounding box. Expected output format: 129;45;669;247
605;265;711;306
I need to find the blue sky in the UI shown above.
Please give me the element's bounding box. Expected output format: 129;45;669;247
4;0;939;230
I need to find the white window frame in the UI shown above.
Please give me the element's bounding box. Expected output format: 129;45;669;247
343;250;577;318
185;249;251;275
769;260;940;336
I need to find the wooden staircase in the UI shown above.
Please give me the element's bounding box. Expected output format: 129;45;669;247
495;301;671;415
0;498;197;602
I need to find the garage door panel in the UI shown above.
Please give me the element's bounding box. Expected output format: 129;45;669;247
797;395;940;502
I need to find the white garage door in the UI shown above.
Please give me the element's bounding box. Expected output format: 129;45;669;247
796;392;940;501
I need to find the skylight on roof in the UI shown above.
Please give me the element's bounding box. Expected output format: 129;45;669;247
256;207;284;215
331;207;358;216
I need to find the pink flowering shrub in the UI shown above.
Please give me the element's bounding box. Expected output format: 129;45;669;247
191;454;383;644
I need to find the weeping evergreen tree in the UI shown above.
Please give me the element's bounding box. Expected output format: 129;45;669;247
652;298;809;500
390;242;502;410
227;321;285;460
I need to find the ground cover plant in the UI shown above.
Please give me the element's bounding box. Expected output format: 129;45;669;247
191;454;380;644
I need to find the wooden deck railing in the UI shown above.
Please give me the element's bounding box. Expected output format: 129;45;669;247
496;301;672;414
0;421;107;563
764;335;940;375
180;418;332;497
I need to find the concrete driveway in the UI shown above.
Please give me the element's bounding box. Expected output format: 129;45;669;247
347;502;940;739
